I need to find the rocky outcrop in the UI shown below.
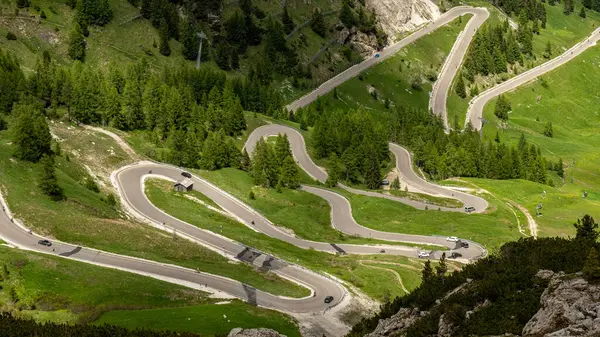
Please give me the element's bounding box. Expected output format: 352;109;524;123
228;328;286;337
365;308;421;337
365;270;600;337
365;0;440;42
523;270;600;337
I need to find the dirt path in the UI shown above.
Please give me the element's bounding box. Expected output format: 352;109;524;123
359;261;411;294
511;202;538;238
84;125;139;160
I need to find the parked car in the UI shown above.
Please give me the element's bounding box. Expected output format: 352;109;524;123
380;249;386;253
381;180;390;186
417;251;430;258
181;171;192;178
450;252;463;259
465;206;476;213
446;236;459;242
375;53;380;58
324;296;334;304
460;241;470;248
38;240;52;247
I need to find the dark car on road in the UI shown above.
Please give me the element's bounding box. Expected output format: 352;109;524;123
181;171;192;178
450;252;463;259
324;296;334;304
38;240;52;247
460;241;469;248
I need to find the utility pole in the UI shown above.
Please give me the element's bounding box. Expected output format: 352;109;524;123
196;31;207;69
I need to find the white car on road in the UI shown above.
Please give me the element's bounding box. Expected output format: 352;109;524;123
446;236;459;242
418;251;430;258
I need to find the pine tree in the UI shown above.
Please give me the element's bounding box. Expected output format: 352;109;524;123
454;75;467;99
226;9;248;51
282;6;295;35
12;106;52;162
68;23;85;61
422;260;434;282
543;122;553;137
38;154;65;201
544;41;552;58
122;69;144;130
159;18;171;56
574;215;599;241
311;9;326;37
250;138;278;187
532;19;539;35
580;6;587;18
364;150;382;189
340;0;357;28
391;176;400;190
583;248;600;280
557;158;564;178
274;134;292;167
0;116;7;131
436;253;448;278
240;148;251;171
564;0;574;14
584;0;592;9
325;153;342;187
181;19;198;60
280;155;300;189
494;95;511;121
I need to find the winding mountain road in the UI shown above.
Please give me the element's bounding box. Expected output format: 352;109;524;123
466;28;600;129
3;1;591;316
287;6;489;112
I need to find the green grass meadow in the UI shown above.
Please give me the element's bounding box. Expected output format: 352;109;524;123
478;43;600;236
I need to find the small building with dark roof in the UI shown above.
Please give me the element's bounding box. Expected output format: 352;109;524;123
174;178;193;192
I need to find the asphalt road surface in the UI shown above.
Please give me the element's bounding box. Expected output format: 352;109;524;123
429;9;489;129
245;124;488;214
466;27;600;130
286;6;489;113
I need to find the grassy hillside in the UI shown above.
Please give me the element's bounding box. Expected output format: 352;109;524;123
479;42;600;236
0;0;188;71
302;16;469;113
0;246;300;336
446;1;600;126
0;123;309;299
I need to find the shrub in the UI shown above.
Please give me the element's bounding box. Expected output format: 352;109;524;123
6;31;17;40
40;10;46;19
249;190;255;200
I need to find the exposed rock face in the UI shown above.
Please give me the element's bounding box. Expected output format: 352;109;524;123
523;270;600;337
365;308;421;337
366;0;441;42
365;270;600;337
228;328;287;337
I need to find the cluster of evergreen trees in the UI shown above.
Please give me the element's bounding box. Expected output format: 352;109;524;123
248;134;301;190
349;215;600;337
300;96;557;188
463;14;539;82
307;107;388;189
2;48;286;173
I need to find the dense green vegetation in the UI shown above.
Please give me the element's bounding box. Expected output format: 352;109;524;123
349;215;600;337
